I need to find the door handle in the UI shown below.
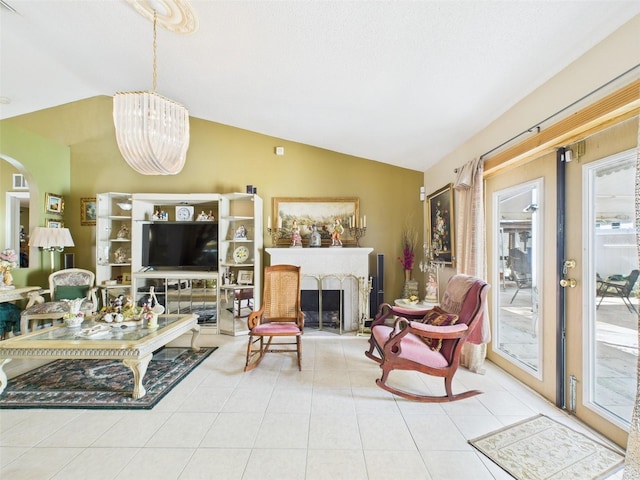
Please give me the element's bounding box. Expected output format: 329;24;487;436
560;278;577;288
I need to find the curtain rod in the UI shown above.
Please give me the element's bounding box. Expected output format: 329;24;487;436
476;63;640;163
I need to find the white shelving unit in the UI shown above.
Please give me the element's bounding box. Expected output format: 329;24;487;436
96;192;133;306
218;193;263;335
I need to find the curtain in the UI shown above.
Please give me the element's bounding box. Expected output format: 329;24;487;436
453;157;490;374
623;117;640;479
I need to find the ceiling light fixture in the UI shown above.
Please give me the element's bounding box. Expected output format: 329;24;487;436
113;9;190;175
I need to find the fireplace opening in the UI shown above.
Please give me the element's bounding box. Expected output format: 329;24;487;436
301;289;344;330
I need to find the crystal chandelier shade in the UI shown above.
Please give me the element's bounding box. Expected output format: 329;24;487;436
113;8;190;175
113;91;189;175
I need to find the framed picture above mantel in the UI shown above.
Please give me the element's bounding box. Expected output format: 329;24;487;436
271;197;360;247
427;184;455;266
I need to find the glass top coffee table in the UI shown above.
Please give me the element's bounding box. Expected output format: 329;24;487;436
0;314;200;399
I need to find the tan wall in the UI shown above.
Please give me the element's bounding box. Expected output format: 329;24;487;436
3;97;423;301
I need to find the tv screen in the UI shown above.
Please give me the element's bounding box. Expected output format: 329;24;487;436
142;223;218;270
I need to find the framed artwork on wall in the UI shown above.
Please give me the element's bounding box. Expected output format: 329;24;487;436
46;219;64;228
81;197;97;226
427;183;455;266
45;192;64;214
272;197;360;247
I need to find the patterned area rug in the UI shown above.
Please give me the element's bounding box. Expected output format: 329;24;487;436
469;414;624;479
0;347;216;410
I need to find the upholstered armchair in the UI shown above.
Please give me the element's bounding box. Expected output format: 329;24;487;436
365;274;489;402
20;268;98;334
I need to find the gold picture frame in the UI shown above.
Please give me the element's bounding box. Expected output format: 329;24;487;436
237;270;254;285
272;197;360;247
81;197;97;226
45;192;64;214
427;183;455;266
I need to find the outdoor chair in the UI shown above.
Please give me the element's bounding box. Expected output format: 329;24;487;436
597;269;639;314
20;268;98;334
244;264;304;372
365;274;489;402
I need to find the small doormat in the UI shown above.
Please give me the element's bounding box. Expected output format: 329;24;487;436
469;414;624;479
0;347;216;410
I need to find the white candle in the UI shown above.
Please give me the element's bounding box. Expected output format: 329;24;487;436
363;215;366;227
352;215;355;227
267;216;271;229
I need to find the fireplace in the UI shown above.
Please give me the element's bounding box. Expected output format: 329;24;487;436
266;247;372;333
301;289;344;330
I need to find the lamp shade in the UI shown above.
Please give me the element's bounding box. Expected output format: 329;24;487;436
29;227;75;250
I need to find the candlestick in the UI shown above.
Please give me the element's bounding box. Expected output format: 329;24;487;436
267;227;282;247
348;225;367;247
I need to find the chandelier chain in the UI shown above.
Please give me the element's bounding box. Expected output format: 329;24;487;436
152;9;157;92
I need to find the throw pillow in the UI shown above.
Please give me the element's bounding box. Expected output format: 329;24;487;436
55;285;89;300
418;307;459;351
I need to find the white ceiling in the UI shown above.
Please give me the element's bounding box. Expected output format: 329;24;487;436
1;1;639;172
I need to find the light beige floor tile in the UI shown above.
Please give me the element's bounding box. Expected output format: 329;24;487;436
254;413;310;449
1;447;84;480
448;414;505;439
311;388;356;415
364;450;432;480
314;369;351;388
421;450;495;480
200;412;263;448
477;390;537;417
266;387;312;414
115;447;194;480
38;411;124;447
146;412;217;448
404;414;471;451
0;446;29;468
51;446;139;480
306;449;368;480
221;386;273;413
352;387;400;414
357;413;416;450
179;448;251;479
242;448;307;480
0;410;82;447
93;412;171;447
176;386;235;412
308;414;362;450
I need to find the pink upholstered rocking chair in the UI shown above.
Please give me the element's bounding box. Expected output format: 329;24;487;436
244;264;304;372
365;274;489;402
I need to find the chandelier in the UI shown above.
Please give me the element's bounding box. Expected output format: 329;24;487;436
113;9;190;175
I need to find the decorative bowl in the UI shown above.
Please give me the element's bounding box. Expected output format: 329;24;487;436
64;317;84;328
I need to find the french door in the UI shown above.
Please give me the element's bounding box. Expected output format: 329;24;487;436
487;118;637;448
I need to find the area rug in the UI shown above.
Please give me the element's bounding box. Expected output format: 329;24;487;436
0;347;216;410
469;414;624;479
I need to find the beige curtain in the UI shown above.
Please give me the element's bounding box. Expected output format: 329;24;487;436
623;117;640;479
454;157;490;374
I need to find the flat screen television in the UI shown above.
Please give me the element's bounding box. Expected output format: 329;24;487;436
141;222;218;270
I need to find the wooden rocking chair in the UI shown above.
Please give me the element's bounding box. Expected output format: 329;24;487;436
244;264;304;372
365;274;489;402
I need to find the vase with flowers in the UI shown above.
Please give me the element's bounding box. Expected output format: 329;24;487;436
398;228;419;298
0;248;18;289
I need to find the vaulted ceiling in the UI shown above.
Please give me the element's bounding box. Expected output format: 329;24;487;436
1;1;639;171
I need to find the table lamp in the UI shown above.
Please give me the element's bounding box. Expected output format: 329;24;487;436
29;227;74;272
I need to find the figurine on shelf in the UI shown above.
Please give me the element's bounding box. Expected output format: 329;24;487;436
196;211;209;221
330;218;344;246
310;224;321;247
235;224;247;239
291;220;302;247
152;210;161;221
114;247;128;264
116;224;129;240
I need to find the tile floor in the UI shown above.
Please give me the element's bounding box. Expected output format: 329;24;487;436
0;334;627;479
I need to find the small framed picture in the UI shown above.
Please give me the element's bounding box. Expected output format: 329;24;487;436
47;219;64;228
238;270;254;285
81;197;97;226
45;192;64;214
122;273;132;285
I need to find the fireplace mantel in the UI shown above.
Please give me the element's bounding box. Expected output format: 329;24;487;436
266;248;373;332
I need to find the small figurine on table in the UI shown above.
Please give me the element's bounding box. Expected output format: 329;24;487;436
330;218;344;247
235;224;247;239
310;224;321;247
291;220;302;247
